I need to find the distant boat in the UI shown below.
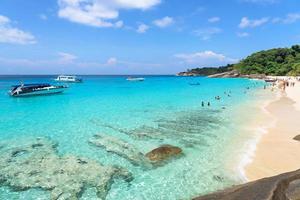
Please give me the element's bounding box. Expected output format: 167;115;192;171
264;79;277;83
54;75;82;83
9;83;68;97
126;77;145;81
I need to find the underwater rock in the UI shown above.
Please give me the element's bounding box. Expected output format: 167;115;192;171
128;109;223;148
145;145;182;164
91;110;223;148
0;137;132;200
89;134;151;168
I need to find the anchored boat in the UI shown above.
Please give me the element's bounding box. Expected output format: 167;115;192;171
264;79;277;83
10;83;68;97
54;75;82;83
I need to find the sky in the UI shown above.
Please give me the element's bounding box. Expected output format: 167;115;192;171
0;0;300;75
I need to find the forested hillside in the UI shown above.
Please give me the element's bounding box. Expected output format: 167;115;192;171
235;45;300;76
179;45;300;76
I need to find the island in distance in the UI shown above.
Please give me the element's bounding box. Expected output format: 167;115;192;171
177;45;300;78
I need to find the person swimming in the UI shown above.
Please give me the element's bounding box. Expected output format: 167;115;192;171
208;102;210;106
202;101;204;107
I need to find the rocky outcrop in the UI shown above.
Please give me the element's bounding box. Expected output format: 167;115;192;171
207;70;241;78
145;145;182;164
176;71;200;76
89;134;152;167
293;135;300;141
0;137;133;200
242;74;267;79
177;69;267;79
193;169;300;200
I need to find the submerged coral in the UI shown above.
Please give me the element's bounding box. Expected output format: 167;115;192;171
90;109;223;148
0;137;133;200
89;134;184;168
89;134;152;168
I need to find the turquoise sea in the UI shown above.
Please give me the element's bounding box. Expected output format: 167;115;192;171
0;75;269;200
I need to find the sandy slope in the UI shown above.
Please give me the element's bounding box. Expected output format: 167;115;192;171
246;80;300;181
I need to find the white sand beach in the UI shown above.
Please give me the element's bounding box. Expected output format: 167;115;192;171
246;77;300;181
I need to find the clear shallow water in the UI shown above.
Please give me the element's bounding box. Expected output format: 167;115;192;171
0;75;267;200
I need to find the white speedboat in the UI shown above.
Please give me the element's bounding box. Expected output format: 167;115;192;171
126;77;145;81
10;83;68;97
54;75;82;83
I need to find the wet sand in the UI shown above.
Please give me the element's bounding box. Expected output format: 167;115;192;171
246;81;300;181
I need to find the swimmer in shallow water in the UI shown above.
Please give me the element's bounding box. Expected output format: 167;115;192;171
201;101;204;107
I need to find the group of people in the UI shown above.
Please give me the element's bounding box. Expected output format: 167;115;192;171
201;91;233;107
201;101;210;107
277;78;298;91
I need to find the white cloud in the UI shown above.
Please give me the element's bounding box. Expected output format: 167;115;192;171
208;17;220;23
58;52;77;63
0;15;36;45
272;13;300;24
0;56;166;75
153;16;174;28
106;57;117;65
0;15;10;24
237;32;249;37
175;51;238;66
193;27;222;40
115;20;124;28
39;14;48;20
57;0;160;28
137;23;149;33
239;17;269;28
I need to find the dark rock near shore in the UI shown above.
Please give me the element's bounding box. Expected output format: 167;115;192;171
193;169;300;200
145;145;182;164
293;135;300;141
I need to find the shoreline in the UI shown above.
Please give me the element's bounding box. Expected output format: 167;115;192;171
245;78;300;181
233;87;277;182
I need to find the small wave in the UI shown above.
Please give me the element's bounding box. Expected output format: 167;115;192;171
237;97;277;182
237;126;268;182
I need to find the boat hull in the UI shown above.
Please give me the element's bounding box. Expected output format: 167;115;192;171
11;87;66;97
126;78;145;81
264;79;276;83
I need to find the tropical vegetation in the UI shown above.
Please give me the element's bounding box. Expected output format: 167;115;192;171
182;45;300;76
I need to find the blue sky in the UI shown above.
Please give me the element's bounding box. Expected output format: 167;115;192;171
0;0;300;74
